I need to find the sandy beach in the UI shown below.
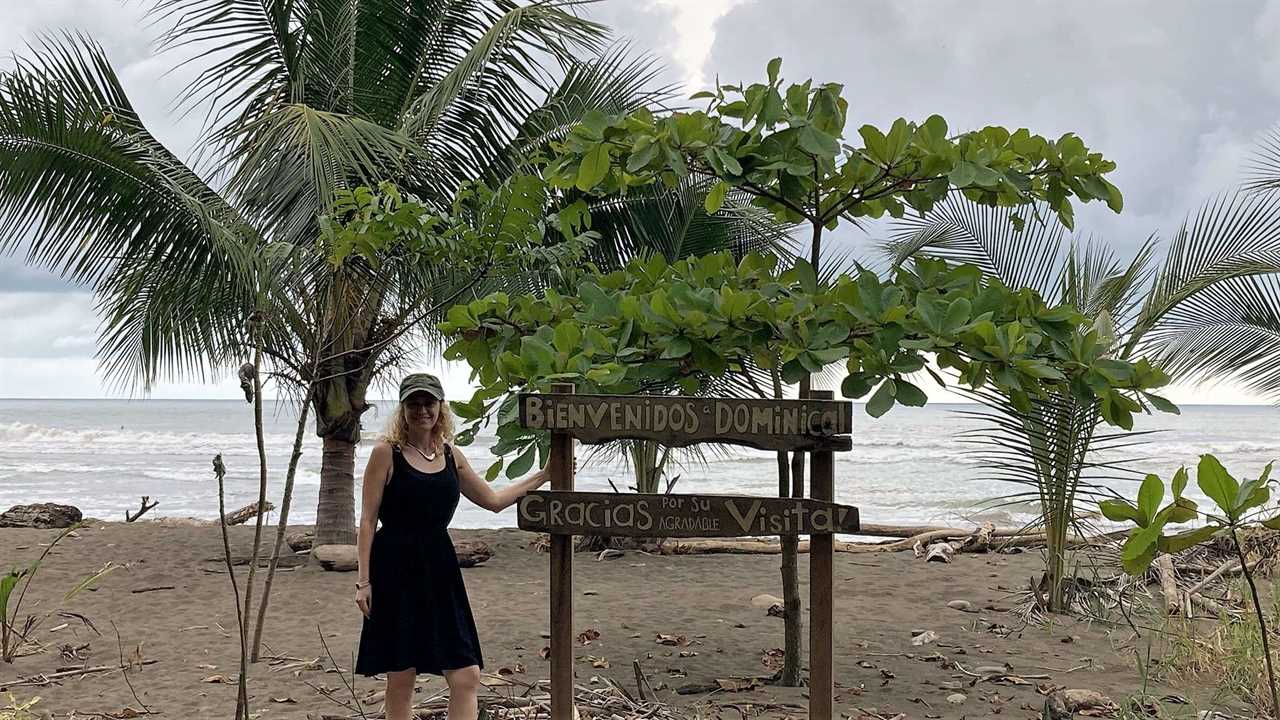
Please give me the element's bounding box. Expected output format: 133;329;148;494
0;521;1227;720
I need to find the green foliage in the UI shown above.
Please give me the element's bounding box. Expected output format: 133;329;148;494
546;59;1122;232
316;177;570;272
440;251;1173;476
1107;456;1279;576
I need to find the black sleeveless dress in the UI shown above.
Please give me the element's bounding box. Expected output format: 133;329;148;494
355;444;484;676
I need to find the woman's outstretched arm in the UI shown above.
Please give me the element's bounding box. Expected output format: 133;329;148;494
454;448;551;513
355;442;392;617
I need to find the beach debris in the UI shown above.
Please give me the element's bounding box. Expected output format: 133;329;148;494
910;630;938;646
224;500;274;526
576;628;600;645
596;549;624;561
124;496;158;523
311;544;358;572
654;634;689;647
129;586;175;594
588;655;610;668
201;674;228;684
1044;688;1117;719
715;676;763;691
0;503;81;529
946;599;975;612
286;530;314;552
920;541;955;563
946;692;967;704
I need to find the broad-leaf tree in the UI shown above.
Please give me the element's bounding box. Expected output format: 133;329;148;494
541;58;1126;679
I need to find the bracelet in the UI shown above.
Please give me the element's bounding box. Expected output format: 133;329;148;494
355;580;371;589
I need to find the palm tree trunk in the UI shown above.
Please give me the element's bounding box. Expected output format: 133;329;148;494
316;436;357;546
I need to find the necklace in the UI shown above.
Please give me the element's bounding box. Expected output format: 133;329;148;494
405;442;438;462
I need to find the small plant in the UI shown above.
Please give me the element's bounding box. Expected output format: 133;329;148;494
1;524;116;663
1102;454;1280;716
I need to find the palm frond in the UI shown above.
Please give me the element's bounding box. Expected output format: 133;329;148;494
885;200;1065;298
1152;274;1280;401
1129;190;1280;351
148;0;299;136
0;34;260;387
485;41;674;180
220;104;426;244
1244;125;1280;192
397;0;606;195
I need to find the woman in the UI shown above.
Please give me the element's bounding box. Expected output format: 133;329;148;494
355;373;550;720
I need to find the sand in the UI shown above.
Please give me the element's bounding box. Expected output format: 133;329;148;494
0;522;1206;719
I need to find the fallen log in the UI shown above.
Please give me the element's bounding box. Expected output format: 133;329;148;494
224;501;274;526
664;529;1110;556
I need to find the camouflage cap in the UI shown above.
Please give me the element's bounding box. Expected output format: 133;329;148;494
399;373;444;402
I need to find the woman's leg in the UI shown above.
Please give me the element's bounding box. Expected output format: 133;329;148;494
385;668;417;720
443;665;482;720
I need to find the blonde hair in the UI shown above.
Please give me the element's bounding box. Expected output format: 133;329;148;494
382;399;455;450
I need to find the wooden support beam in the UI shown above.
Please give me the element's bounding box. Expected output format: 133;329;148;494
808;389;835;720
548;383;576;720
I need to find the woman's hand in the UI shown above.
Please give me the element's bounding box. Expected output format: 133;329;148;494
356;585;372;618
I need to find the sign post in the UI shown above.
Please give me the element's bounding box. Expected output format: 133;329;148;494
808;390;835;720
548;383;575;720
519;388;855;720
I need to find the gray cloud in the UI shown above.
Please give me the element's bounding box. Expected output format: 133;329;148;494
705;0;1280;259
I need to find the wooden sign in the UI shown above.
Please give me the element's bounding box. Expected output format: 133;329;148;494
518;393;853;452
518;491;860;537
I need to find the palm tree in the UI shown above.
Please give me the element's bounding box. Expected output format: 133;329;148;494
0;1;696;546
884;191;1280;612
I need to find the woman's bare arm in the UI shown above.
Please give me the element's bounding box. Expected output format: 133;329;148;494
357;442;393;586
454;447;550;513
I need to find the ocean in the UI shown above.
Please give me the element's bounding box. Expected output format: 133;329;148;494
1;399;1276;531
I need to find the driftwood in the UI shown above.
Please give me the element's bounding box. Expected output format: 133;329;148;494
224;501;274;526
310;540;493;572
1155;555;1179;615
125;496;158;523
0;503;82;529
664;522;1105;556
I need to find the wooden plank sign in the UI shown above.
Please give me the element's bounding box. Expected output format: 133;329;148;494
518;491;860;537
518;393;853;452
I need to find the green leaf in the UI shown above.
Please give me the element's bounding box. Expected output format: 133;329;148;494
553;323;581;355
1158;525;1220;554
841;373;874;399
1197;454;1240;517
1144;392;1180;415
1171;466;1189;499
799;125;840;157
576;143;611;191
1263;515;1280;531
704;180;729;214
894;380;928;407
1120;525;1160;575
766;57;782;84
1098;499;1141;524
1168;497;1200;524
507;445;537;479
485;460;503;482
865;379;897;418
1137;474;1165;527
948;161;977;188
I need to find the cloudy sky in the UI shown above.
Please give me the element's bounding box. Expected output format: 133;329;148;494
1;0;1277;402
